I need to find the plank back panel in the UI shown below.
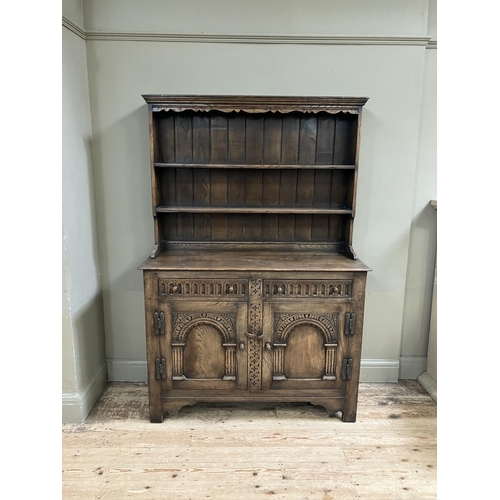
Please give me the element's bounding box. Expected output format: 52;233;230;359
153;110;358;166
160;213;348;245
228;115;246;208
152;108;360;252
192;116;212;239
262;115;282;240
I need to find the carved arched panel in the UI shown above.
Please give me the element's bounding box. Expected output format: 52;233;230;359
272;312;338;381
171;312;237;381
284;325;325;379
183;324;226;379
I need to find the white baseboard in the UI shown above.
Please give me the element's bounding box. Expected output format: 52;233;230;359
359;359;400;382
107;359;148;382
62;364;107;423
106;358;401;383
417;371;437;402
399;356;428;379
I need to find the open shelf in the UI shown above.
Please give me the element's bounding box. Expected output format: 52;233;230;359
153;110;358;166
154;162;356;170
147;100;364;255
156;206;353;215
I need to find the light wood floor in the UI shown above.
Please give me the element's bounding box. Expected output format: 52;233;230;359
62;381;437;499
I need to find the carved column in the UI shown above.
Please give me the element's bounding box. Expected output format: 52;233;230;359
272;344;287;380
323;344;337;380
223;343;237;380
172;343;185;380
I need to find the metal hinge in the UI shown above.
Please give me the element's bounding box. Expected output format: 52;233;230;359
155;357;166;380
344;312;356;336
154;311;165;335
341;358;353;380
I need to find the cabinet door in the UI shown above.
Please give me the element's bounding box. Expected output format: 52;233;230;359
262;301;348;390
158;300;248;391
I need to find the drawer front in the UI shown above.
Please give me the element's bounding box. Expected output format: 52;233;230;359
263;279;352;299
158;278;248;299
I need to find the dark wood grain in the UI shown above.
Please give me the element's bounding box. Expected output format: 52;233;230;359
333;115;357;165
155;163;355;169
316;114;336;165
254;116;279;245
228;213;245;241
143;273;163;422
262;116;281;232
284;325;326;379
210;115;229;238
142;95;369;422
330;170;347;209
183;324;226;379
281;115;300;164
228;115;246;207
156;113;175;163
139;249;371;272
176;166;194;239
142;94;369;114
156;206;352;214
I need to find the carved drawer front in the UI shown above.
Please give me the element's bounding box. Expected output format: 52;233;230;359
158;279;248;298
263;280;352;299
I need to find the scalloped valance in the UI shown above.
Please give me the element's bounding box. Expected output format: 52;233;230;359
142;95;368;115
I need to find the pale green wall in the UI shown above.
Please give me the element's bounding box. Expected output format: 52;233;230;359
76;0;437;382
61;0;437;387
62;1;107;422
400;0;437;378
62;241;77;395
62;0;84;27
82;0;429;36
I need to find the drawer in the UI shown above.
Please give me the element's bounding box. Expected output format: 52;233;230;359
158;278;248;299
262;279;352;299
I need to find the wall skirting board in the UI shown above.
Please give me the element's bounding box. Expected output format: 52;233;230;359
360;360;401;382
62;16;436;48
107;359;148;382
417;371;437;402
399;356;428;380
107;359;403;383
62;364;107;424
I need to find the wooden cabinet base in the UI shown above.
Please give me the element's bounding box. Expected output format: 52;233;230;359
140;255;369;423
157;394;351;420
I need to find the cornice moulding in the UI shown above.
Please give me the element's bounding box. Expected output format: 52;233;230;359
85;32;431;46
62;17;436;47
62;16;85;40
142;95;369;114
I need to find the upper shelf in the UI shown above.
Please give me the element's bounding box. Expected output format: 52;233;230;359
156;206;353;215
154;162;355;170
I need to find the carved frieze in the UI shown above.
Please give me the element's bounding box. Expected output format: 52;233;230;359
274;313;339;344
172;312;236;343
263;280;352;298
159;279;247;298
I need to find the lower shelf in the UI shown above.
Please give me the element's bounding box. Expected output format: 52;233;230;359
156;206;353;215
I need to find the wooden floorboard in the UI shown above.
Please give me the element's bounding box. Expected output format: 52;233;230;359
62;381;436;499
